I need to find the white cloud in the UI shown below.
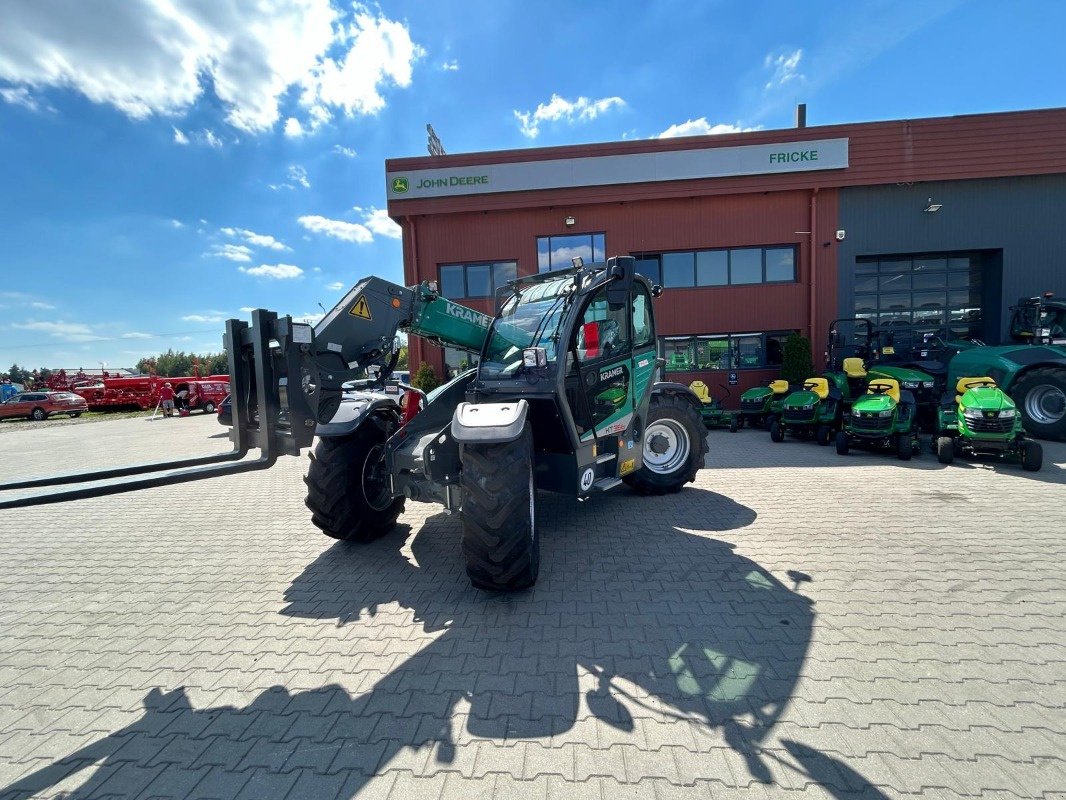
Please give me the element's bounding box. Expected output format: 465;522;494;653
0;3;422;135
221;227;290;251
297;215;372;244
12;319;103;342
764;48;804;91
284;117;305;137
333;145;357;158
120;332;154;339
657;119;763;139
0;85;51;112
514;93;626;138
208;243;254;262
326;281;345;291
441;59;459;72
182;313;226;323
360;207;401;239
288;164;311;188
169;219;185;228
293;311;324;326
239;263;304;279
173;127;223;148
29;301;56;310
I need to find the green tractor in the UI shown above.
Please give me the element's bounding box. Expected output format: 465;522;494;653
935;376;1042;471
737;379;790;428
688;380;739;431
1;256;709;592
770;375;844;445
835;377;920;460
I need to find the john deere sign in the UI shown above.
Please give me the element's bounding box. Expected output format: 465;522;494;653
387;137;848;200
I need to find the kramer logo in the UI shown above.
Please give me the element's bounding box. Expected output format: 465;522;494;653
392;177;409;193
446;303;492;327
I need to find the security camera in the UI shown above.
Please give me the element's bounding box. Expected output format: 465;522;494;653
835;230;846;241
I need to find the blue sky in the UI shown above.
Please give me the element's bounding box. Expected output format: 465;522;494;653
0;0;1061;371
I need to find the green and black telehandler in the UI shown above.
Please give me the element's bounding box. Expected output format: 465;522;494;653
0;257;708;591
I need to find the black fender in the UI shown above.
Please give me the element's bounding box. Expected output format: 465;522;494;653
651;381;704;413
315;393;401;437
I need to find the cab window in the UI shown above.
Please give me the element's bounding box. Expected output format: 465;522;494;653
575;288;630;363
632;286;653;348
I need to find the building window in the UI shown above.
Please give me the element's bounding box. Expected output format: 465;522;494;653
439;261;517;299
634;245;796;288
443;346;478;378
537;233;605;272
659;331;799;371
853;252;984;348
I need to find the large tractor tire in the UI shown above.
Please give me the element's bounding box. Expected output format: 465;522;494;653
1012;368;1066;441
624;394;708;495
460;427;539;591
304;422;404;543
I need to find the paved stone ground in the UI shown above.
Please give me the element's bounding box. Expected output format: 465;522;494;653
0;415;1063;799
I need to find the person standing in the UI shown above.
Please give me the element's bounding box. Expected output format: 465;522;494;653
159;382;175;417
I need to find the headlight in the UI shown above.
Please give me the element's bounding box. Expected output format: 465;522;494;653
902;381;919;389
922;381;934;389
879;409;893;418
999;408;1016;418
963;408;983;420
852;408;861;417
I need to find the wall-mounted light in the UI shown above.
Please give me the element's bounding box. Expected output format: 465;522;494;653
564;215;576;227
924;199;943;213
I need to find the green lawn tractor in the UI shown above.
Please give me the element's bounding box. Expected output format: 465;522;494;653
770;375;844;445
835;377;920;460
935;376;1042;471
689;380;739;432
738;379;790;428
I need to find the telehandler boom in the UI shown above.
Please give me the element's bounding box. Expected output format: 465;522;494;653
1;257;707;590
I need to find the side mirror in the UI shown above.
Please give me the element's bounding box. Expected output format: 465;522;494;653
605;256;635;306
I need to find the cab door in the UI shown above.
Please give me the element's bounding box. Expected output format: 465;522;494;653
569;286;634;444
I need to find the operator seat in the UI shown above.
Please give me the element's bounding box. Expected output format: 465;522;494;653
803;378;830;400
867;378;901;404
955;376;996;403
689;380;713;405
842;357;867;378
769;379;789;395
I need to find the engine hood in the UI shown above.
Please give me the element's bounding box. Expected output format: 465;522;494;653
960;386;1015;412
784;390;820;409
741;386;773;401
852;393;896;414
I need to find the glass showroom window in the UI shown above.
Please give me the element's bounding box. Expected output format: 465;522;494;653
662;337;696;371
660;330;798;372
634;245;796;288
537;233;605;272
439;261;517;299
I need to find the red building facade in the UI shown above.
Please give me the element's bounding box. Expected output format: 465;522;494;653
386;108;1066;401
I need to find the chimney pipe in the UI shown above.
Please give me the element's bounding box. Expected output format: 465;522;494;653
795;103;807;128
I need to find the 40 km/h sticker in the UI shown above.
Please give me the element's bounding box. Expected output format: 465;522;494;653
348;295;373;320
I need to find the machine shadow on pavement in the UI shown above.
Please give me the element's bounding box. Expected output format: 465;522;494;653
1;489;886;800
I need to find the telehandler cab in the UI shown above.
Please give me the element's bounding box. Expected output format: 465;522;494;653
0;257;708;591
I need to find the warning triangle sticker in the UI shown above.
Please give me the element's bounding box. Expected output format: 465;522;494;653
348;295;373;320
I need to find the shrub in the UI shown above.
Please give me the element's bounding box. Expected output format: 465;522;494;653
412;361;441;393
781;333;814;386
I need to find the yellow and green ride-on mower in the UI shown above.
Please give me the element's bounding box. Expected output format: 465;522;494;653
835;378;921;460
770;376;844;445
689;380;739;432
936;377;1043;471
737;379;791;428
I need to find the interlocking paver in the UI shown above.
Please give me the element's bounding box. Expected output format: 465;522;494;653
0;415;1064;799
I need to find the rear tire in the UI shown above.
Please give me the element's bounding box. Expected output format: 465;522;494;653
1022;441;1043;472
728;417;738;433
835;431;849;455
304;421;405;542
69;412;82;418
816;424;831;446
896;434;912;461
461;427;539;591
936;436;955;465
624;394;708;495
203;402;216;414
770;421;784;443
30;408;46;421
1012;368;1066;441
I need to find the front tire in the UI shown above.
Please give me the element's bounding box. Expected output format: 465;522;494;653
1012;368;1066;441
835;431;849;455
30;408;46;421
728;417;738;433
304;421;405;542
936;436;955;465
1022;441;1043;472
461;427;538;591
69;412;82;418
816;424;831;446
896;434;912;461
203;402;216;414
770;421;785;442
624;394;707;495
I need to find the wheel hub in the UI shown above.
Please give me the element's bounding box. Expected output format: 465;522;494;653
1025;384;1066;425
642;420;691;475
